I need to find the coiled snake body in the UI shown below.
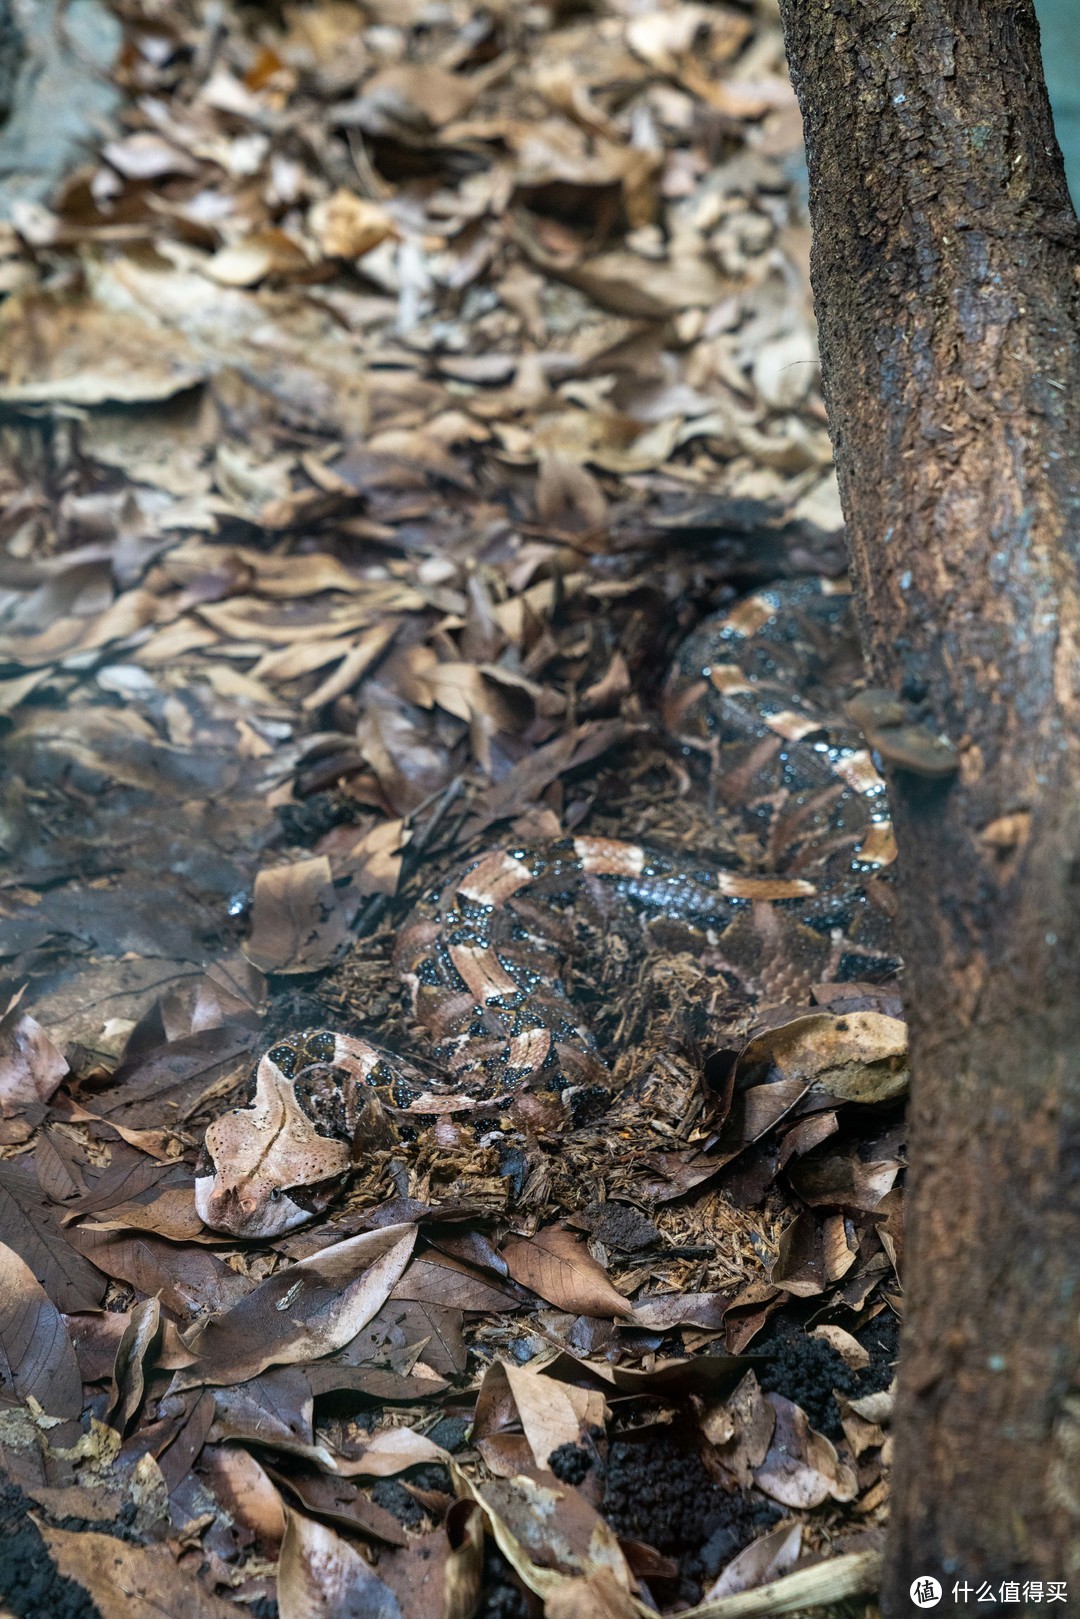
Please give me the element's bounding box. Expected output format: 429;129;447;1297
196;579;899;1238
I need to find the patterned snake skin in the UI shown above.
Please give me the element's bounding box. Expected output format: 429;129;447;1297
196;579;899;1237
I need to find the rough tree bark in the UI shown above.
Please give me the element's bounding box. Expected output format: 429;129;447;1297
775;0;1080;1606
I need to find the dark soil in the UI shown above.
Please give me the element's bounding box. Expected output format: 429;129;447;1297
371;1463;452;1529
548;1441;593;1485
275;790;363;847
601;1430;781;1606
0;1474;103;1619
753;1309;900;1439
474;1547;530;1619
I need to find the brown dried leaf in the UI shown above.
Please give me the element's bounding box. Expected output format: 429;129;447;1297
0;1241;82;1418
564;248;728;319
810;1324;870;1370
63;1226;253;1320
277;1508;403;1619
305;1362;447;1401
391;1254;525;1313
770;1210;827;1298
41;1526;238;1619
736;1012;908;1105
102;133;199;181
80;1185;209;1244
536;453;608;533
328;1427;449;1478
702;1371;775;1488
444;1505;485;1619
245;856;350;973
355;695;456;816
106;1297;161;1434
92;1024;257;1130
752;330;818;410
65;1311;133;1385
787;1147;901;1213
60;1154;175;1216
753;1394;857;1508
502;1227;634;1319
200;1444;287;1547
0;1162;106;1312
340;1297;467;1377
336;817;408;898
503;1359;607;1472
465;720;631;835
702;1523;803;1603
209;1367;314;1450
631;1293;729;1331
835;1390;888;1458
157;1386;216;1494
456;1467;635;1608
310;191;397;260
182;1224;417;1383
0;1001;68;1116
0;294;205;406
204;230;310;287
34;1130;89;1203
680;1549;882;1618
545;1571;643;1619
351;62;493;131
301;621;400;712
267;1466;410;1547
23;1483;125;1525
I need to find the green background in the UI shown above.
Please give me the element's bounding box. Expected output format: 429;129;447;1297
1036;0;1080;205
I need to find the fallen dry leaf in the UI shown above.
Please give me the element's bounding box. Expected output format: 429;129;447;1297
309;191;397;260
736;1012;908;1105
536;453;608;534
182;1224;417;1383
204;230;311;287
41;1525;239;1619
266;1465;409;1548
457;1466;636;1611
63;1226;253;1320
80;1185;209;1244
473;1358;606;1477
326;1426;449;1479
0;1240;82;1418
701;1523;803;1603
753;1394;857;1509
0;998;68;1116
244;856;351;973
106;1297;161;1434
501;1227;635;1319
391;1253;525;1314
679;1549;881;1619
702;1371;776;1488
504;1358;607;1473
209;1367;313;1451
277;1508;403;1619
545;1569;644;1619
0;1161;106;1312
199;1444;287;1547
0;294;206;406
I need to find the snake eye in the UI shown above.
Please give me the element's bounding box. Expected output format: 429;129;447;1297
269;1188;281;1201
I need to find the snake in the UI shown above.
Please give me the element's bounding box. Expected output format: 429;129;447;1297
196;578;905;1239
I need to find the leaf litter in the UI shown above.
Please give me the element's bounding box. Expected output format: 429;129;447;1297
0;1;899;1615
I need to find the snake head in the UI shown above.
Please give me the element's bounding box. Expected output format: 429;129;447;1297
195;1049;352;1238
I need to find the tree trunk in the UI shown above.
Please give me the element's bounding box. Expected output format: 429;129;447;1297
775;0;1080;1605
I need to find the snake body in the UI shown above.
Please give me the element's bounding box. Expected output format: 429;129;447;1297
196;579;900;1238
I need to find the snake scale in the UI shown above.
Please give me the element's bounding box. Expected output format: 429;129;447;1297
196;579;902;1238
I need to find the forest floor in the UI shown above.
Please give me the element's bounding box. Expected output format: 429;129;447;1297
0;2;901;1616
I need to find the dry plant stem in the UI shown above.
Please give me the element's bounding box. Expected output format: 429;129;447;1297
776;0;1080;1601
